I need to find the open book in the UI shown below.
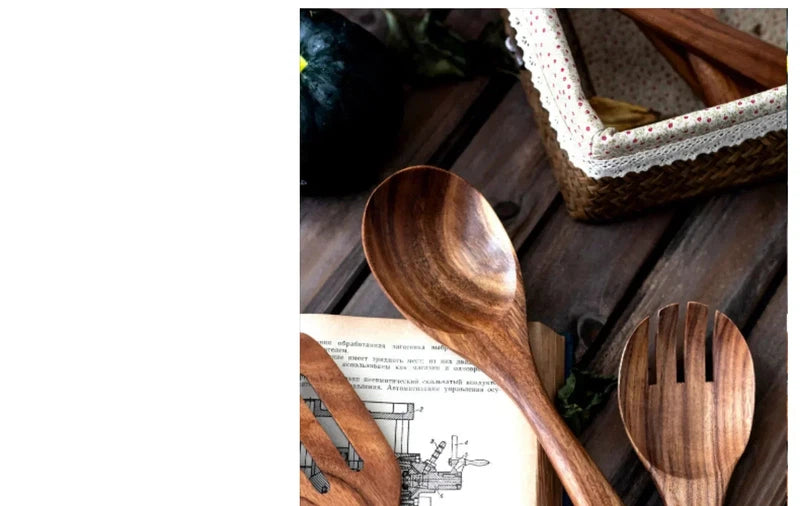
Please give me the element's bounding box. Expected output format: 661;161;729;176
300;313;564;505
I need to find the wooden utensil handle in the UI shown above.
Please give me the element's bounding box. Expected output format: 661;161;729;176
501;353;623;506
685;9;750;105
620;9;786;89
636;23;704;98
635;12;752;105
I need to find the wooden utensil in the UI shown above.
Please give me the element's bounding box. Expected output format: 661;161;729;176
636;24;705;99
634;10;754;105
620;8;786;89
618;303;755;505
300;332;401;505
684;10;751;106
361;165;622;506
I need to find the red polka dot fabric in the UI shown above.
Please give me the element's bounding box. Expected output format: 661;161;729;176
507;8;787;179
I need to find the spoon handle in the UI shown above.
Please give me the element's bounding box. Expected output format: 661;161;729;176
495;349;623;506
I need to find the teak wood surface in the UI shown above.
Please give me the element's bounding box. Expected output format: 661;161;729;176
300;333;401;505
618;303;755;505
362;166;623;506
301;9;787;505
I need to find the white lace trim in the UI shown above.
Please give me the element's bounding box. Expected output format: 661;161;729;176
570;111;786;179
506;8;787;180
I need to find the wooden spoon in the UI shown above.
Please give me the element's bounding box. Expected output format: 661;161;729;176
361;165;622;506
300;332;401;505
618;303;755;505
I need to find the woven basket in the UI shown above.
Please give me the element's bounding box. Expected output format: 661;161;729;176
505;10;787;222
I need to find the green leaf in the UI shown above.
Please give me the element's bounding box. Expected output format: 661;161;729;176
557;368;617;435
383;9;518;84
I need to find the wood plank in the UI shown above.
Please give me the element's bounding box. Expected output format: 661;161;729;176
301;10;505;313
517;201;678;356
304;10;787;503
340;86;786;505
725;277;787;506
344;84;687;356
341;82;559;318
586;181;786;378
575;181;786;505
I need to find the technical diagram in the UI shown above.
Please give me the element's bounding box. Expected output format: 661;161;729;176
300;398;489;505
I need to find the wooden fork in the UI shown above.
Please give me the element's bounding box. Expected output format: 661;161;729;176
300;333;401;505
618;302;755;505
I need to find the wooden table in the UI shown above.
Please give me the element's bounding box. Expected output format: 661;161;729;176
300;9;787;505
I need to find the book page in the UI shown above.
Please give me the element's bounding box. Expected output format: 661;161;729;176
300;313;561;505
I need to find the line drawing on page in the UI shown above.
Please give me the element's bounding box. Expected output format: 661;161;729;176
300;397;490;505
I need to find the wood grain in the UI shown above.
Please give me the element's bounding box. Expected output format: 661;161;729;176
618;303;755;505
725;277;787;506
685;9;750;105
588;182;786;379
342;82;558;318
518;202;678;359
300;333;401;505
363;166;622;506
619;9;786;88
687;52;745;106
578;181;786;504
528;322;566;506
301;10;501;313
300;11;787;503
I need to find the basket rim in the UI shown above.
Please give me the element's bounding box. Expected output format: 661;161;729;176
505;8;788;180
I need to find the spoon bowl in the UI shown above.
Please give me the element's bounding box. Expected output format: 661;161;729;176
362;166;622;506
362;166;517;334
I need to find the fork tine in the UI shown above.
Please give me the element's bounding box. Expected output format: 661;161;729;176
712;311;755;390
300;469;321;504
684;302;709;384
300;333;394;465
300;397;353;477
656;304;679;384
711;311;756;457
618;316;650;450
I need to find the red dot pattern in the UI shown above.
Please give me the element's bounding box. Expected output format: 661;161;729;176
510;8;787;162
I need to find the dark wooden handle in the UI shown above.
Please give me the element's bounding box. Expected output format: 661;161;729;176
635;13;756;106
685;9;751;105
620;9;786;88
688;53;748;105
636;23;704;98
